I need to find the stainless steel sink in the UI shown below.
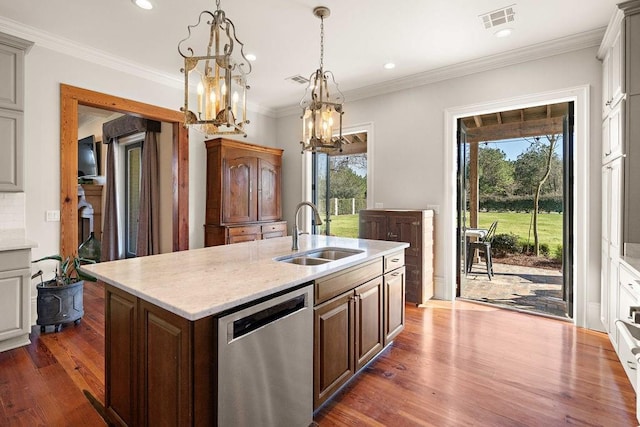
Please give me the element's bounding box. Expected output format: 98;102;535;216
281;256;331;266
305;248;363;260
275;247;364;266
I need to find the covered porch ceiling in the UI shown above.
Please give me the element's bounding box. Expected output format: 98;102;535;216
462;102;569;143
463;102;569;230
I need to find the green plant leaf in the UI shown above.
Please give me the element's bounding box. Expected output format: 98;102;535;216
32;255;63;263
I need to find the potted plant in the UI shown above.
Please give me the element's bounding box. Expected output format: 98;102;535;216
31;255;97;333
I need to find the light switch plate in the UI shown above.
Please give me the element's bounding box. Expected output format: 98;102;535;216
46;210;60;222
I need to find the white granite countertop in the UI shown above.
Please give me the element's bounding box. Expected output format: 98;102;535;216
82;235;408;321
0;230;37;252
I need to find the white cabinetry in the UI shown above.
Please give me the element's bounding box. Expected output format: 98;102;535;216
0;33;31;192
602;29;624;120
0;248;32;352
599;7;627;335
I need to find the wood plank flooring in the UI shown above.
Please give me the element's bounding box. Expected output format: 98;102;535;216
0;282;636;426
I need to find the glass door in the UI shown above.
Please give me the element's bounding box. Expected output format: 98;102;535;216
456;119;469;296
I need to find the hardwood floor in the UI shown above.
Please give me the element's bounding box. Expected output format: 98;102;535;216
0;282;636;426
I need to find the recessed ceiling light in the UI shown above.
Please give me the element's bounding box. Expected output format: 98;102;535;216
132;0;153;10
246;53;257;61
384;62;396;70
494;28;513;38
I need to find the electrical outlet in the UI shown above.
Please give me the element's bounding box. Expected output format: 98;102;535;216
375;202;383;208
46;210;60;222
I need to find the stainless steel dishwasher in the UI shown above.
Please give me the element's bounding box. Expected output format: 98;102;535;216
217;284;313;427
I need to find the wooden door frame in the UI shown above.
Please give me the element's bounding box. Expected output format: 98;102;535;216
60;84;189;257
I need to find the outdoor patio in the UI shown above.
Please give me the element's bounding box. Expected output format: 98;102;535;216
461;261;567;318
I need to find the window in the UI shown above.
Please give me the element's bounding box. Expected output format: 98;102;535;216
124;142;142;258
312;132;368;238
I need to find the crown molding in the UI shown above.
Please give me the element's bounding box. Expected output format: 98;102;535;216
0;16;275;117
275;28;605;118
597;9;624;59
0;16;183;89
0;16;602;121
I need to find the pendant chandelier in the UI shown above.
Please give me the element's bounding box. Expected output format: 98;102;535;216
300;6;345;153
178;0;251;137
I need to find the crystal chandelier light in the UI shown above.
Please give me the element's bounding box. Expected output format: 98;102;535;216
178;0;251;136
300;6;345;153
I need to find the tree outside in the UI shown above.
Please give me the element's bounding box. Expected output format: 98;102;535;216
317;154;367;237
471;135;564;265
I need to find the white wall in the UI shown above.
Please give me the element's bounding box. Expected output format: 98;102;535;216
276;47;603;328
19;43;276;292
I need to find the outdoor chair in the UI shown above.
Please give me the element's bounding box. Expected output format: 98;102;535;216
466;221;498;280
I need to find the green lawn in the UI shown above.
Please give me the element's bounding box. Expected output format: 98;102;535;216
323;214;360;238
470;211;564;250
328;211;563;250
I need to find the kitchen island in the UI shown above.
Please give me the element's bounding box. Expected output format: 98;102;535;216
83;235;408;426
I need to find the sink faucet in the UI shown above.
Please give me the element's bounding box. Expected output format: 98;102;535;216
292;201;323;251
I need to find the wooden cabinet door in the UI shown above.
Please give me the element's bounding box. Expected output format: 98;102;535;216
314;292;355;409
223;156;257;223
139;300;192;427
359;211;388;240
384;266;406;346
105;285;138;427
388;213;421;254
354;277;383;371
257;158;281;222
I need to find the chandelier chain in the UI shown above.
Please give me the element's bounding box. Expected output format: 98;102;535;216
320;16;324;70
215;0;221;10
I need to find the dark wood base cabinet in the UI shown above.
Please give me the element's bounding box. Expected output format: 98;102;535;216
313;253;405;410
105;284;215;426
104;253;406;423
359;209;433;304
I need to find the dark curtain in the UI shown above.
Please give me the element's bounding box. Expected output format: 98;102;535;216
100;115;162;261
136;131;160;256
101;139;119;262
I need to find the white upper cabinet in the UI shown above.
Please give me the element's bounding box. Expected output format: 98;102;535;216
0;33;32;192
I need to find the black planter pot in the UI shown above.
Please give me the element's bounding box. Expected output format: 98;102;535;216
36;280;84;332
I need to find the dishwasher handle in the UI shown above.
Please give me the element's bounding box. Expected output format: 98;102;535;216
231;293;308;341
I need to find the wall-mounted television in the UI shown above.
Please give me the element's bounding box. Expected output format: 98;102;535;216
78;135;98;177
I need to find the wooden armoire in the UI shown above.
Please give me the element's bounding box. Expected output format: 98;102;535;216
204;138;287;246
359;209;434;304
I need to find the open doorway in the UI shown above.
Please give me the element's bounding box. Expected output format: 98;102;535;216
457;102;574;319
312;131;368;237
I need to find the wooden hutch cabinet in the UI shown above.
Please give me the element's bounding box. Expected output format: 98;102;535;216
204;138;286;246
359;209;434;304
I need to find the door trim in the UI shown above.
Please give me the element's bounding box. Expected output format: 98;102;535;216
443;85;591;328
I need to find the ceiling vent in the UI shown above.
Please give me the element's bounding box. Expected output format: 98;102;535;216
286;75;310;85
479;4;516;29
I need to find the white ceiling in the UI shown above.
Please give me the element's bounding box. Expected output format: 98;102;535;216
0;0;618;112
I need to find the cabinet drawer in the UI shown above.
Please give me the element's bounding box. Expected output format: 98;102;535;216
228;225;261;236
616;320;639;392
0;249;30;271
262;232;285;239
620;283;639;324
620;263;640;298
261;222;287;234
315;259;382;305
384;251;404;273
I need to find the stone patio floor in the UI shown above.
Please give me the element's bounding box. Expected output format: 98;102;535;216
460;261;568;318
